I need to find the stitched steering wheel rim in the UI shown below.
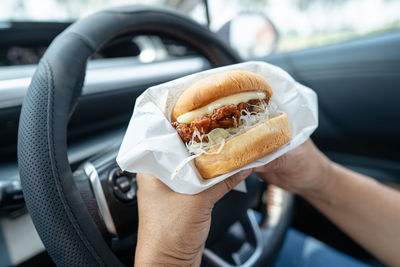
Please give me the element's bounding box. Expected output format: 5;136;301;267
18;5;241;267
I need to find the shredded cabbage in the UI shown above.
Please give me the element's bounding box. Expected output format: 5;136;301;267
186;100;278;155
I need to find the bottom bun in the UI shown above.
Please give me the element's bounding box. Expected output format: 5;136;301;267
194;113;291;179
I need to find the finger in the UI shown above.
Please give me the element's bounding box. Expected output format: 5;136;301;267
206;169;252;204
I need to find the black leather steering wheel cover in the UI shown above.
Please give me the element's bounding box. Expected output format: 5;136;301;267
67;5;241;66
18;6;240;267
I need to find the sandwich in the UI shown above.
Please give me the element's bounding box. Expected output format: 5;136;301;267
171;70;291;179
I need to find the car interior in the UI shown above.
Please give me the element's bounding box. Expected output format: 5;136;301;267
0;0;399;266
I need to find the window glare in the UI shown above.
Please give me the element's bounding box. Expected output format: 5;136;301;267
0;0;203;23
268;0;400;52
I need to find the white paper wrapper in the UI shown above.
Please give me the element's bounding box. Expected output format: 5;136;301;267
116;61;318;194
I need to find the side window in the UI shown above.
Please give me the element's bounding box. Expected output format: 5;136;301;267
209;0;400;58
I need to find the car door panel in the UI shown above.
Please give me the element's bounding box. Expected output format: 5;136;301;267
263;31;400;183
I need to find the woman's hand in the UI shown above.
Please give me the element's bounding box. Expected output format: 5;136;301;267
254;139;333;198
255;139;400;267
135;170;252;267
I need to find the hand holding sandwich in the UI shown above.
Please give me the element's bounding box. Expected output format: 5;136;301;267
134;140;330;266
256;139;400;267
135;170;252;267
135;139;400;267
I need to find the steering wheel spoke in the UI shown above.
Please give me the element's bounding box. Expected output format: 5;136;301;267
76;148;138;239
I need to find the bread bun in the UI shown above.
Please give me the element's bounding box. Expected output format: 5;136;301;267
171;70;273;121
194;113;291;179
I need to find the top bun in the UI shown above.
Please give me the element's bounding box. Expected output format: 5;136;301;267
171;70;273;121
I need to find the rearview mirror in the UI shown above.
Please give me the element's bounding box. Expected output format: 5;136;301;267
217;13;279;59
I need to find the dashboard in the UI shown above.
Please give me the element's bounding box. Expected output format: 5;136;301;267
0;21;198;67
0;22;67;66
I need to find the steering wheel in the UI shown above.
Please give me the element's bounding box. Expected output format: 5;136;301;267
18;6;293;267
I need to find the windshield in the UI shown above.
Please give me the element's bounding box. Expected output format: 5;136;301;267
0;0;207;23
1;0;399;56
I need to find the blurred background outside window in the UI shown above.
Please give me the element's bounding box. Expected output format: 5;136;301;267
1;0;399;58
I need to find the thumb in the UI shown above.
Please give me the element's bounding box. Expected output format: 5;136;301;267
206;169;252;204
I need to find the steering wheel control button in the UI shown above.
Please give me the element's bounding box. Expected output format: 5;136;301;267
109;168;137;203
